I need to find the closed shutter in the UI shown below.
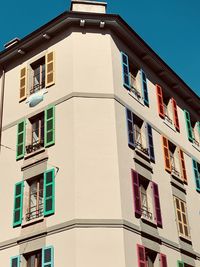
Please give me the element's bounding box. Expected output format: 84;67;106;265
177;260;184;267
171;98;180;131
19;67;27;101
184;110;193;142
11;256;20;267
192;159;200;191
178;149;187;183
44;169;55;216
121;52;130;89
16;120;26;160
126;108;135;148
146;123;155;161
44;106;55;147
13;181;24;227
45;51;55;87
131;169;141;217
140;69;149;106
160;253;167;267
137;244;146;267
156;84;165;118
162;136;171;172
174;197;190;238
152;182;163;227
42;246;54;267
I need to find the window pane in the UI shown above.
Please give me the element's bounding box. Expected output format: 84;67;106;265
12;258;18;267
46;172;52;184
46;199;52;211
44;248;51;262
15;197;21;209
18;133;24;144
47;109;53;119
46;185;52;198
47;132;53;143
14;210;20;222
47;120;53;131
16;184;22;195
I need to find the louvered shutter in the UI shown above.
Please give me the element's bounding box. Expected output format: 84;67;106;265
19;67;27;101
171;98;180;131
42;246;54;267
156;84;165;118
131;169;141;217
121;52;130;89
137;244;147;267
177;260;184;267
184;110;193;142
44;169;55;216
160;253;167;267
11;256;20;267
162;136;171;172
178;149;187;183
45;51;55;87
140;69;149;106
192;159;200;191
152;182;163;227
13;181;24;227
44;106;55;147
146;123;155;161
126;108;135;148
16;120;26;160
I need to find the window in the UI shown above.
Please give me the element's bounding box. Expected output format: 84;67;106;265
30;57;45;95
174;197;190;239
121;52;149;106
192;159;200;192
184;110;200;147
25;250;42;267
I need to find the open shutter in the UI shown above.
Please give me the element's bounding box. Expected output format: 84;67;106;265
162;136;171;172
126;108;135;148
16;120;26;160
184;110;193;142
171;98;180;131
140;69;149;106
152;182;163;227
198;121;200;134
121;52;130;89
45;51;55;87
146;123;155;161
177;261;184;267
131;169;141;217
11;256;20;267
19;67;27;101
42;246;54;267
192;159;200;192
137;244;146;267
13;181;24;227
44;106;55;147
156;84;165;118
44;169;55;216
160;253;167;267
178;149;187;183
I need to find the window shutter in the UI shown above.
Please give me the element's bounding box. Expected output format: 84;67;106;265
178;149;187;183
140;69;149;106
162;136;171;172
137;244;146;267
171;98;180;131
11;256;20;267
152;181;163;227
192;159;200;192
177;260;184;267
45;51;55;87
198;121;200;134
44;169;55;216
16;120;26;160
44;106;55;147
131;169;141;217
146;123;155;161
160;253;167;267
19;67;27;101
126;108;135;148
184;110;193;142
42;246;54;267
121;52;130;89
156;84;165;118
13;181;24;227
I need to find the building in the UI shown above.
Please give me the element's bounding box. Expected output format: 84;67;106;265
0;1;200;266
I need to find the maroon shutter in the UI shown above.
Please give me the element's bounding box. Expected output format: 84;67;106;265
131;169;141;217
152;182;163;227
137;244;147;267
160;253;168;267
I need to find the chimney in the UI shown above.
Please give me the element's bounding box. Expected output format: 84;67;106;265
70;0;107;14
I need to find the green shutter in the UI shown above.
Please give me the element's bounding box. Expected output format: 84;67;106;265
44;106;55;147
184;110;193;142
44;169;55;216
13;181;24;227
16;120;26;160
198;121;200;134
11;256;20;267
177;260;184;267
192;159;200;192
42;246;54;267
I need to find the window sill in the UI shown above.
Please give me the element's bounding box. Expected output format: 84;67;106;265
24;147;46;160
192;143;200;152
135;146;150;161
22;216;44;228
179;234;192;244
128;91;144;106
141;216;157;228
163;119;176;132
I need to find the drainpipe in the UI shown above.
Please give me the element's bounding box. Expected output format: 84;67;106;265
0;68;5;152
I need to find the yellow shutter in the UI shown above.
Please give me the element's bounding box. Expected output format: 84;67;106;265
45;51;55;87
19;67;27;101
174;197;190;238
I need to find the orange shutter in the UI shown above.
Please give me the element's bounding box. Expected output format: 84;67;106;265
171;98;180;131
162;136;171;172
179;148;187;183
156;84;164;118
45;51;55;87
19;67;27;101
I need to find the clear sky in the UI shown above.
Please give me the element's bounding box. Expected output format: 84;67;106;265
1;0;200;96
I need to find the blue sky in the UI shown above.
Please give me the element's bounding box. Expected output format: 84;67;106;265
1;0;199;96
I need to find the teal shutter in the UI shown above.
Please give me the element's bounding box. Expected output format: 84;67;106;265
140;69;149;106
198;121;200;134
11;256;20;267
121;52;130;89
42;246;54;267
13;181;24;227
16;120;26;160
44;169;55;216
177;260;184;267
192;159;200;192
44;106;55;147
184;110;193;142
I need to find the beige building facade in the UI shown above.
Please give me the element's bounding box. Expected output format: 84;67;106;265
0;1;200;266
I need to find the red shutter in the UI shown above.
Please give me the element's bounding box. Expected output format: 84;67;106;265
152;182;163;227
171;98;180;131
132;170;141;217
137;244;147;267
162;136;171;172
156;84;164;118
160;253;168;267
179;149;187;183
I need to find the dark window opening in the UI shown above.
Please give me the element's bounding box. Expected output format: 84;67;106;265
30;57;45;95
